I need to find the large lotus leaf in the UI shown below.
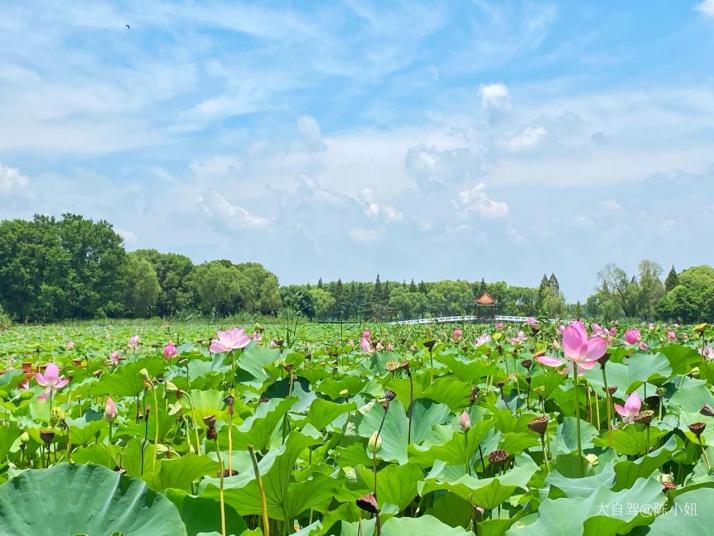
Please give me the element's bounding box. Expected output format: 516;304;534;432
149;453;219;491
593;426;665;456
408;420;494;466
551;417;599;456
381;514;471;535
660;344;702;375
357;400;409;464
421;377;472;411
354;463;423;512
668;376;714;412
506;476;662;536
420;453;539;509
612;436;677;490
304;398;356;431
235;346;281;388
0;463;186;535
166;488;246;536
231;396;296;451
545;467;616;499
409;399;452;444
201;431;333;522
89;357;166;397
646;487;714;534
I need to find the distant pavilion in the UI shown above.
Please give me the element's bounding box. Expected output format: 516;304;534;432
474;291;498;320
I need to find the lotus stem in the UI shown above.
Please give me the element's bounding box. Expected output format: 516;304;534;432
464;431;471;475
698;438;711;471
572;366;584;477
540;434;550;473
601;366;613;447
152;383;159;471
215;437;226;536
248;445;270;536
406;367;414;444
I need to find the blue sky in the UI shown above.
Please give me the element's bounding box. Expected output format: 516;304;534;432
2;0;714;302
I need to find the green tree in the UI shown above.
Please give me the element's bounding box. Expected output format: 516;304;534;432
664;266;679;292
134;249;195;316
123;254;160;317
309;288;336;320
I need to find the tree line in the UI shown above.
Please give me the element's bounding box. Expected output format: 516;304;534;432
0;214;712;323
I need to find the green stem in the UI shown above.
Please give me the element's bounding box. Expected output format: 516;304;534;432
248;445;270;536
573;366;584;477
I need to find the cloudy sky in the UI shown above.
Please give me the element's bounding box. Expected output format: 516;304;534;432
2;1;714;301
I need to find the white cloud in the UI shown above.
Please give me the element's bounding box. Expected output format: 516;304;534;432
600;199;621;210
350;228;380;242
505;126;547;151
697;0;714;17
297;115;326;152
456;183;509;219
0;164;29;194
198;191;269;230
479;83;510;108
117;228;138;245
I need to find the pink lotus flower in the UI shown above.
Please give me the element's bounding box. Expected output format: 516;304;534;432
109;351;121;365
453;328;463;340
19;380;29;390
511;331;526;345
667;331;677;341
360;332;374;353
251;331;262;342
614;392;641;423
270;339;280;348
376;342;384;352
475;334;491;346
700;347;714;360
639;341;649;351
526;317;537;326
104;397;117;421
608;327;617;337
495;322;504;330
163;342;177;359
386;343;394;352
459;410;471;432
209;328;251;353
536;320;607;372
623;329;641;346
65;341;75;350
128;335;140;349
35;363;68;390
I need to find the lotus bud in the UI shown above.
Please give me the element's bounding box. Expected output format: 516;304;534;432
104;397;118;422
20;432;29;444
459;411;471;432
368;431;382;452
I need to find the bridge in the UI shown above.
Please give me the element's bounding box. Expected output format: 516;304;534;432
392;315;531;325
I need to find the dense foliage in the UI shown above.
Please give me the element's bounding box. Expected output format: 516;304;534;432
0;319;713;535
1;214;713;324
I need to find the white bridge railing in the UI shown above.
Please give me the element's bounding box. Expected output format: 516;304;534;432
392;315;530;325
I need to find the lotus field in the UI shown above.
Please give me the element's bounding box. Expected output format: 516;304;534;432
1;319;714;535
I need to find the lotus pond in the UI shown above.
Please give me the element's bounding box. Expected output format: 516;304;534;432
0;319;713;535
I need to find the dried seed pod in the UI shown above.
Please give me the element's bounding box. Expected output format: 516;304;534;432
488;449;510;466
689;422;706;437
527;415;549;436
634;410;655;425
356;492;379;514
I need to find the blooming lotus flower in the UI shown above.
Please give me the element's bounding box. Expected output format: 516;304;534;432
65;341;75;350
104;397;117;421
163;342;177;359
128;335;140;349
360;333;374;353
536;320;607;372
453;328;463;340
591;323;605;337
623;329;641;346
35;363;68;390
526;317;537;326
639;341;649;351
475;334;491;346
614;392;641;423
386;343;394;352
667;331;677;341
495;322;504;330
251;331;262;342
510;330;526;345
209;328;251;353
375;342;384;352
700;347;714;360
270;339;280;348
